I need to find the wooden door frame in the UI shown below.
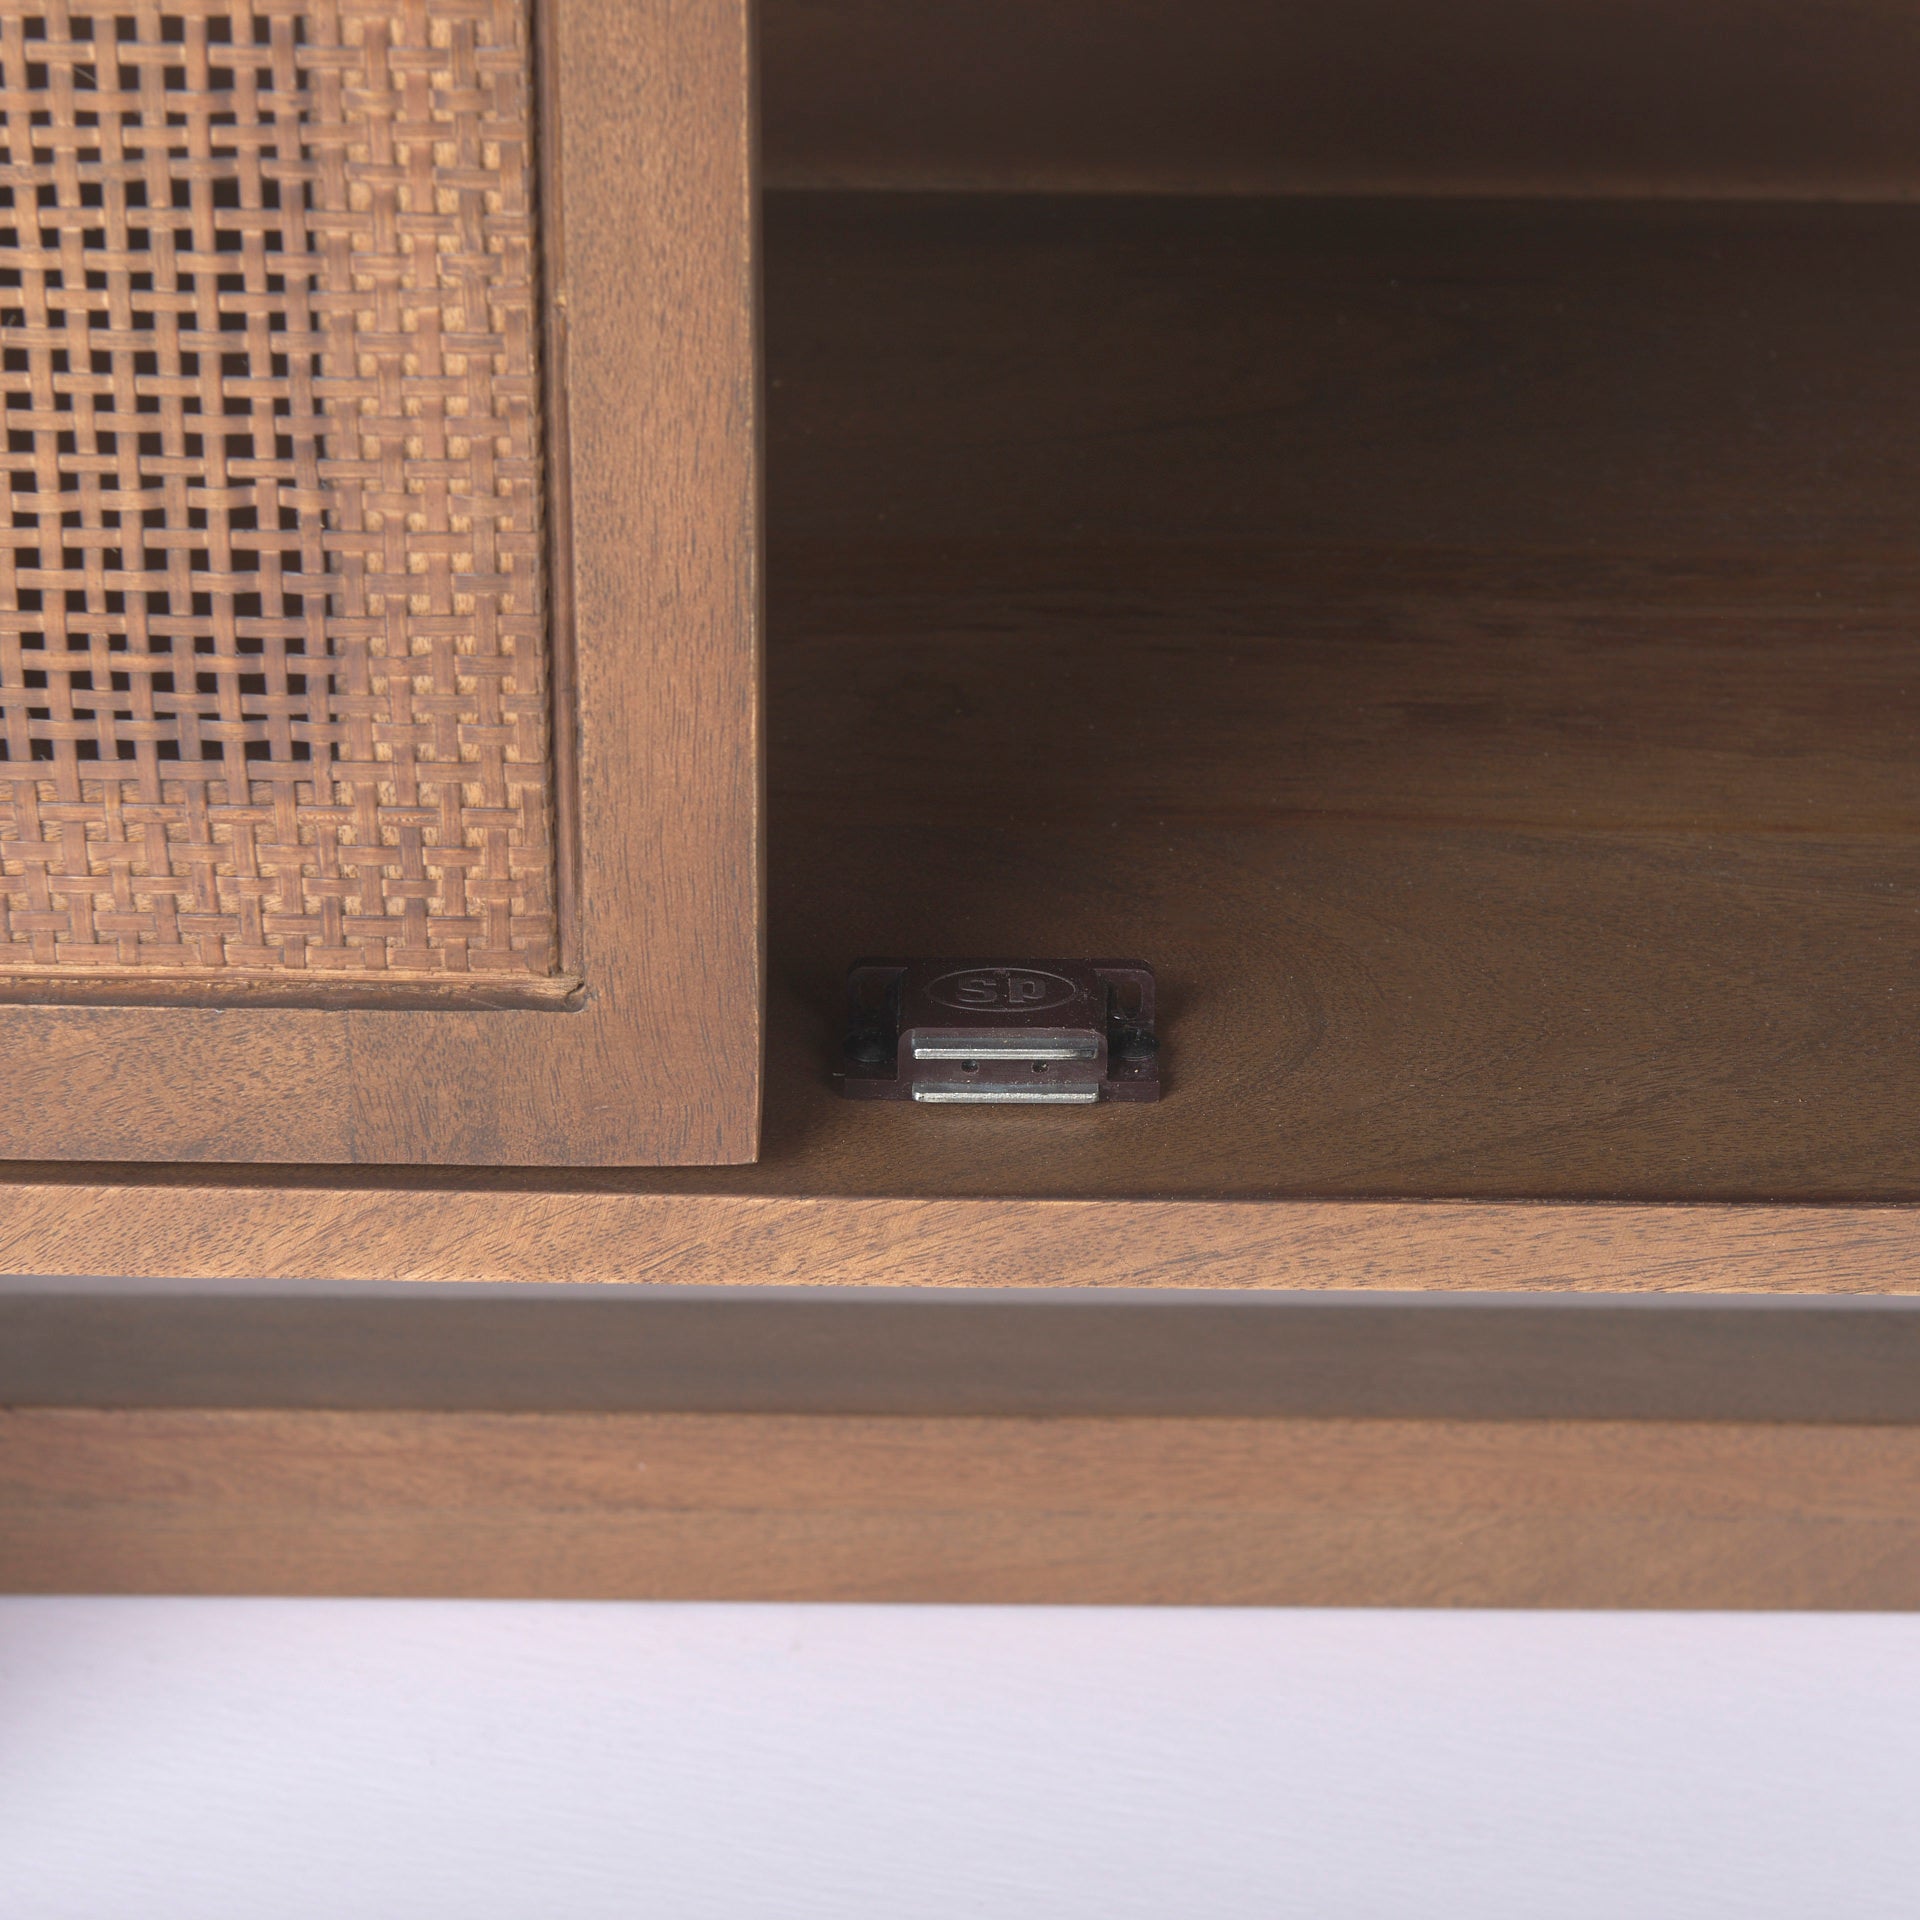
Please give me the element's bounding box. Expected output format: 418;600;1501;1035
0;0;763;1167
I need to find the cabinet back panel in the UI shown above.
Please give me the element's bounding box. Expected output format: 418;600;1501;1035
757;195;1920;1203
763;0;1920;200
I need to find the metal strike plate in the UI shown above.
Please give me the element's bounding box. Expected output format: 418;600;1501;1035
838;960;1159;1103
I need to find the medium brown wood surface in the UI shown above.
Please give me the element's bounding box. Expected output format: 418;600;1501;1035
761;195;1920;1206
4;195;1916;1274
0;1186;1916;1290
7;1408;1919;1606
0;0;763;1166
762;0;1920;200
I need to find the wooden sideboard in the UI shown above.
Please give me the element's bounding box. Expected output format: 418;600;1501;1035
2;0;1916;1602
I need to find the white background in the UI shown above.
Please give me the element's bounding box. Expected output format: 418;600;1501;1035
3;1599;1917;1918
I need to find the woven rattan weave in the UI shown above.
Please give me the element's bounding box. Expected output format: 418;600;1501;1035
0;0;554;979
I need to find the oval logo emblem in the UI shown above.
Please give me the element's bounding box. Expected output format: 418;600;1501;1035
924;967;1076;1014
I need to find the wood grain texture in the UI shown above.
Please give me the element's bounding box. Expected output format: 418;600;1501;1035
3;195;1916;1268
762;0;1920;199
0;0;763;1164
760;196;1920;1206
7;1408;1920;1606
0;1185;1915;1291
0;1010;353;1162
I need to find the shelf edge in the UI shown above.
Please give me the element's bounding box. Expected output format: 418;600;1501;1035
1;1185;1916;1290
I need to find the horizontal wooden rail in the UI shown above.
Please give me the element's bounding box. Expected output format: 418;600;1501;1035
3;1186;1918;1291
6;1409;1920;1607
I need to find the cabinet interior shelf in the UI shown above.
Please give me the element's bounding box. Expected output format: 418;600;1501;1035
762;192;1915;1205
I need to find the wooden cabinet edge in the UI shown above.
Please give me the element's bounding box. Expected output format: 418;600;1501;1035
0;1184;1916;1290
6;1409;1920;1607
